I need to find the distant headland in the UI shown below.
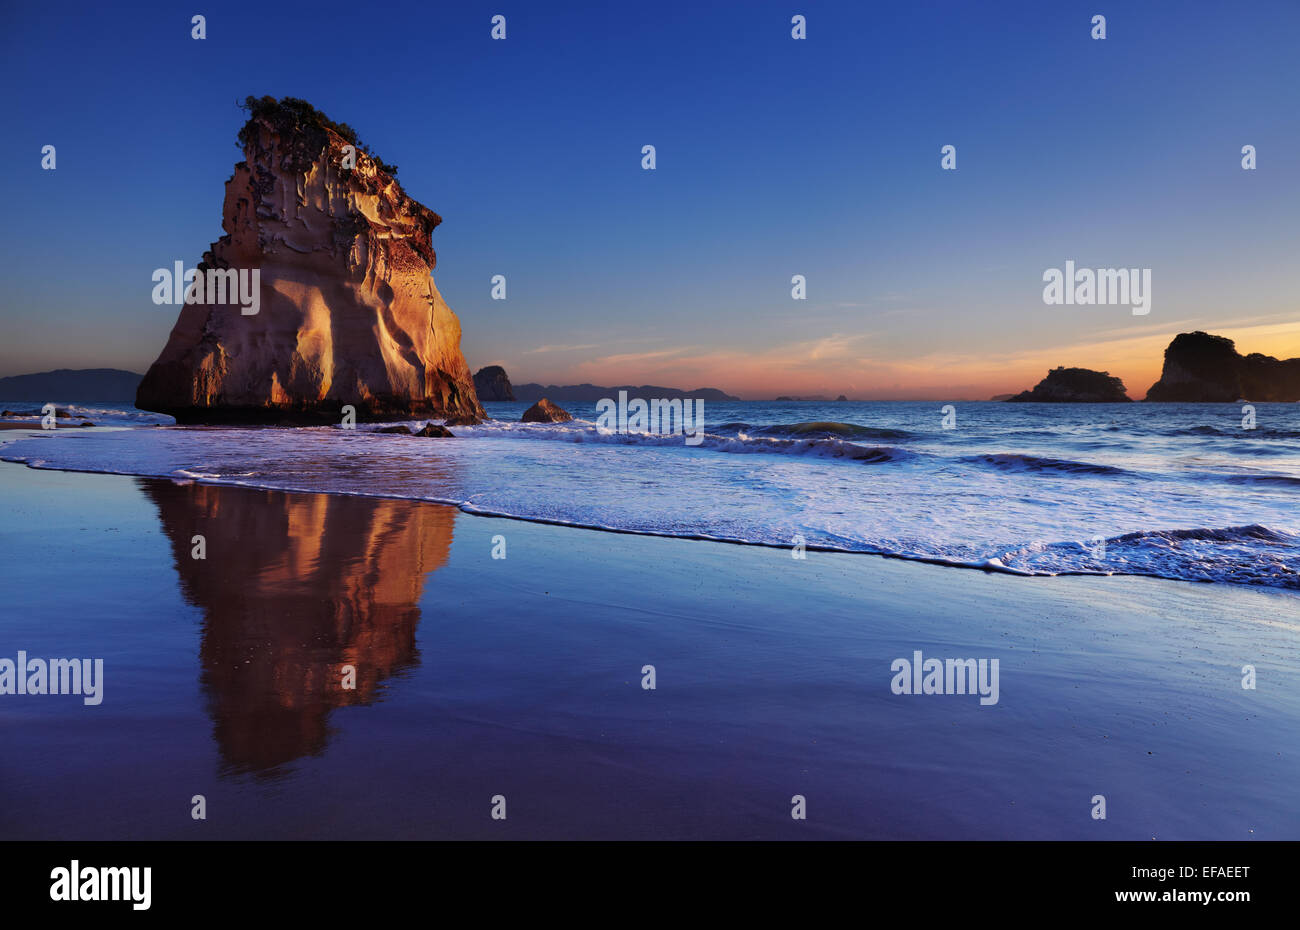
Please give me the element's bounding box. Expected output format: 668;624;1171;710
1144;331;1300;402
1003;331;1300;402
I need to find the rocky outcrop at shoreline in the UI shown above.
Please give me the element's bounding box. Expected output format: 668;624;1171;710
136;96;484;425
1145;331;1300;402
521;398;573;422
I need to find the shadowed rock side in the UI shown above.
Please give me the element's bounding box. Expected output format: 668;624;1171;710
473;365;515;401
1145;331;1300;402
1007;367;1132;402
140;478;456;775
136;97;484;424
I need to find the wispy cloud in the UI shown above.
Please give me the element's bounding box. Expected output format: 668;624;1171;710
585;347;689;366
524;343;600;354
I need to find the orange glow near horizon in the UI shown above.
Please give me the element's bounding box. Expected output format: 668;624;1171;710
502;320;1300;401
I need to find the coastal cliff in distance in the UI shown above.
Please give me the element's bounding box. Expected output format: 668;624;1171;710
512;382;740;403
136;96;483;424
1007;367;1132;402
1145;331;1300;402
0;368;140;402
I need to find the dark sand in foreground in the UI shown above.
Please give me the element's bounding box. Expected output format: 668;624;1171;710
0;463;1297;839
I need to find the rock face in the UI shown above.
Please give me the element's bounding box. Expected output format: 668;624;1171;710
136;97;484;424
521;398;573;423
1145;332;1300;402
473;365;515;401
1007;367;1131;402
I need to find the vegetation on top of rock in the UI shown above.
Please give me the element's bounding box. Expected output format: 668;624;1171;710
237;95;399;176
1006;367;1132;402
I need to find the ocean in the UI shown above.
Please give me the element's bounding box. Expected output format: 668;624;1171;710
1;399;1297;590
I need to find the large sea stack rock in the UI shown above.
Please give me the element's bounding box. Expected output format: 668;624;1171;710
473;365;515;401
1145;331;1300;402
136;97;485;424
1007;367;1131;402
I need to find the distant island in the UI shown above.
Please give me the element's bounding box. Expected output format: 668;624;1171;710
473;366;515;401
0;368;142;402
1003;332;1300;403
1006;367;1131;403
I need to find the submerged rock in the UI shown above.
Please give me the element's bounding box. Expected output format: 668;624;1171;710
521;398;573;423
136;96;484;425
414;423;454;438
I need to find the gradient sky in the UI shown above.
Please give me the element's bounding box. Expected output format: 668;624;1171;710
2;0;1298;399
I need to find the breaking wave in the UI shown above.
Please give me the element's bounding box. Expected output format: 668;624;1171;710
959;452;1132;477
4;400;1297;591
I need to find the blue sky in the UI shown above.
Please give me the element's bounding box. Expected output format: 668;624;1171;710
2;0;1298;398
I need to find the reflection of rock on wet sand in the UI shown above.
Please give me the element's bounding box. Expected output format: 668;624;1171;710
140;479;456;775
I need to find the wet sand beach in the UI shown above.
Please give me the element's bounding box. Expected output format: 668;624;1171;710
1;463;1297;840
